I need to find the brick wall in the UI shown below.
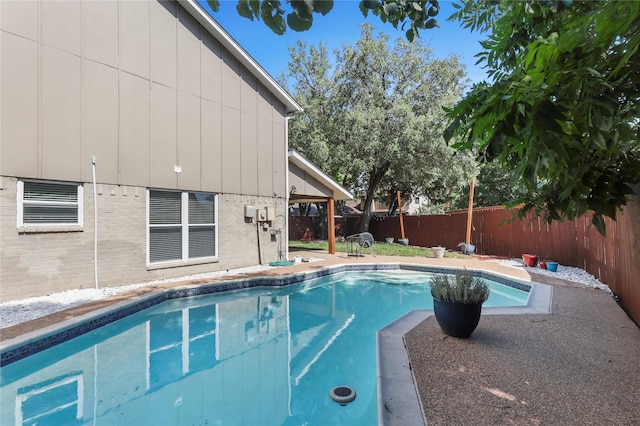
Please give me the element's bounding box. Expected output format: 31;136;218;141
0;177;285;302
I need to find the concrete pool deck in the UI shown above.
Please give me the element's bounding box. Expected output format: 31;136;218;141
2;251;639;424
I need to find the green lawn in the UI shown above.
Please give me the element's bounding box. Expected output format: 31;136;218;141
289;240;468;258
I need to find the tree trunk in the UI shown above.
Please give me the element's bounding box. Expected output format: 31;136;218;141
359;161;391;232
316;203;328;239
388;193;398;216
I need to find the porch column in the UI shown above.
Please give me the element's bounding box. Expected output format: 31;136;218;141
327;197;336;254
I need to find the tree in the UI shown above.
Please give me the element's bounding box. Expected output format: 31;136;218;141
206;0;441;41
284;24;472;232
444;0;640;235
448;161;529;210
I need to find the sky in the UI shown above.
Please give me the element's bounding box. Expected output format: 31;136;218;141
199;1;489;87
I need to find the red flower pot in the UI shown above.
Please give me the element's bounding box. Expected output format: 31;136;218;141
539;260;547;269
522;254;539;267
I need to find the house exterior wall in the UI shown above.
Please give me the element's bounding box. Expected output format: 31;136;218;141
0;0;290;301
0;177;285;302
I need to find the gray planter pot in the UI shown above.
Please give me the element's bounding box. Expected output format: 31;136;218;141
460;243;475;255
432;297;483;338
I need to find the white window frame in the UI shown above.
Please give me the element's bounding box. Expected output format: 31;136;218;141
146;189;218;266
17;179;83;229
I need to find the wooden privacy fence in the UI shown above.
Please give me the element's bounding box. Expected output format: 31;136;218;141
288;216;360;241
368;200;640;327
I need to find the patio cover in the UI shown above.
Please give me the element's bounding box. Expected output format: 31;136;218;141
287;150;353;254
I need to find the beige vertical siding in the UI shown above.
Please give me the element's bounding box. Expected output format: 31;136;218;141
83;60;119;183
0;32;39;175
120;73;151;186
41;46;82;180
121;1;151;78
0;0;288;196
83;1;119;67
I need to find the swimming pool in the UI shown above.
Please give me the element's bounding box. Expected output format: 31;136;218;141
0;267;530;425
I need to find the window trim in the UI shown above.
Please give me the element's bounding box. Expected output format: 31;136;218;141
146;189;218;267
17;179;84;230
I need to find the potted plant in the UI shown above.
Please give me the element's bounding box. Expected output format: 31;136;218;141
430;269;490;338
458;242;476;255
522;253;539;267
431;246;446;258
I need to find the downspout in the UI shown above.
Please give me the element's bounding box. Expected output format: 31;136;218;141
257;221;263;265
92;156;98;289
285;116;292;261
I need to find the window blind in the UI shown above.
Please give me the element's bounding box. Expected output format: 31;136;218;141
148;190;217;264
149;191;181;225
21;180;80;225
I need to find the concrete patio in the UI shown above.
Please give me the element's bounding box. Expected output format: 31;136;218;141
403;276;640;425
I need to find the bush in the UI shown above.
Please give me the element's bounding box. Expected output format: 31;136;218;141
430;269;490;304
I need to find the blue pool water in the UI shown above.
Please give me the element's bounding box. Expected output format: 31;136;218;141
0;270;528;425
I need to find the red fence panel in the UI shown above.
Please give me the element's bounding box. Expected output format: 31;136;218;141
367;197;640;326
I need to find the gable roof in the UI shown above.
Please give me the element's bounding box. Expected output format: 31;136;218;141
181;0;303;115
288;150;353;201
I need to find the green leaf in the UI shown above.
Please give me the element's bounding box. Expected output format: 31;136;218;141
287;12;313;31
249;0;261;15
207;0;220;12
592;131;606;150
592;214;606;236
424;18;439;29
290;0;313;20
262;4;286;35
313;0;333;14
382;2;399;16
236;0;254;19
406;28;415;42
361;0;380;10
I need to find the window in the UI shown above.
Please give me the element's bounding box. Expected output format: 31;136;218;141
17;180;83;227
148;190;217;264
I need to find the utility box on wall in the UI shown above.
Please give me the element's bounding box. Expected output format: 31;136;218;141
265;207;275;221
244;205;256;221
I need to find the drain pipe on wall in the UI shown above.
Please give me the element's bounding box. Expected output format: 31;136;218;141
92;156;99;289
284;116;293;261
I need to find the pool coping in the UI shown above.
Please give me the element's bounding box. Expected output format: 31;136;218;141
376;279;553;426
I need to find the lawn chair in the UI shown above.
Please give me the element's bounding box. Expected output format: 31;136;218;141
346;232;375;257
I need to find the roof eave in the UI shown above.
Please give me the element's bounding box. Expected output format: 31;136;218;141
180;0;303;115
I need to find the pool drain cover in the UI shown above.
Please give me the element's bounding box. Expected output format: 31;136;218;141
329;386;356;406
